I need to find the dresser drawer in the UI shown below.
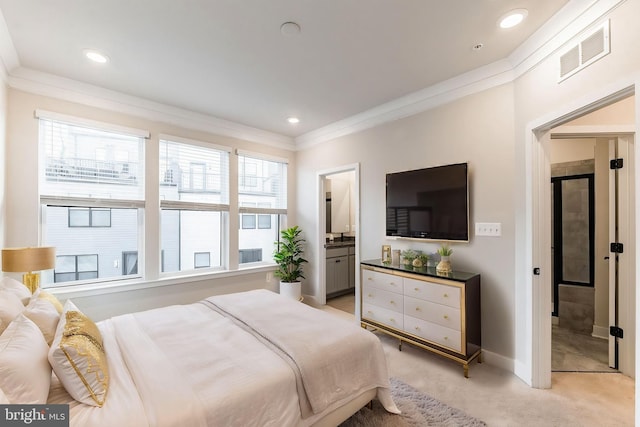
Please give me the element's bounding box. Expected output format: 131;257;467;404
362;283;403;313
403;295;461;331
362;269;403;294
404;277;460;308
362;303;404;329
404;315;462;353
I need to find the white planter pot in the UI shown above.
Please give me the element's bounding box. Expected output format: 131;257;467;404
279;281;302;300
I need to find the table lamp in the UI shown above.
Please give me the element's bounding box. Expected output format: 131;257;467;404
1;246;56;293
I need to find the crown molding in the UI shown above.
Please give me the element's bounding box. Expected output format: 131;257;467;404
296;0;626;149
295;60;514;150
7;67;296;151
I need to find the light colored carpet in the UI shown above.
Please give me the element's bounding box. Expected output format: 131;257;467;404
316;300;634;426
340;378;486;427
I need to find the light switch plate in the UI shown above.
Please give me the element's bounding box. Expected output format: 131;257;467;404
475;222;502;237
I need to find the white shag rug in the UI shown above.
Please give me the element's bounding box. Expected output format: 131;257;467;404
340;378;487;427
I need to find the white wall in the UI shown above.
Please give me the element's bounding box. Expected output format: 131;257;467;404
297;83;516;359
550;138;595;163
3;89;297;319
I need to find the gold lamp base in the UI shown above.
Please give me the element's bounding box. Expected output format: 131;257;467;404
22;272;41;294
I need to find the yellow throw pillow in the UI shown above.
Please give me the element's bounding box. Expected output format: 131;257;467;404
48;300;109;407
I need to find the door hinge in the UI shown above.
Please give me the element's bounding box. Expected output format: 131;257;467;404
610;326;624;339
610;242;624;253
610;158;624;169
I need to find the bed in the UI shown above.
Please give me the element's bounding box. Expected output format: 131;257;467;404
0;282;399;426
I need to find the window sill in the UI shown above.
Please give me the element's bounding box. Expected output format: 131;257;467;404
45;264;277;300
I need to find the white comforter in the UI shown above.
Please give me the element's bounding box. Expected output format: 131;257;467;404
48;290;398;426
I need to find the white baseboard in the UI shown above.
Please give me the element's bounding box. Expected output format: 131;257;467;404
592;325;609;340
481;349;515;374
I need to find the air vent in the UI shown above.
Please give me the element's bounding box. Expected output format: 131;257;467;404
558;20;610;82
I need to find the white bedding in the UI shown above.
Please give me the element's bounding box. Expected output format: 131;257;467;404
48;289;398;426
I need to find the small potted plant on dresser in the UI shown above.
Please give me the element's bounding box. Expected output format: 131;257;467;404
436;244;453;274
273;225;308;300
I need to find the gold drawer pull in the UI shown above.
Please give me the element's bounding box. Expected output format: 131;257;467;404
414;287;420;291
443;315;448;319
444;336;448;340
368;294;373;297
390;318;395;322
415;307;421;311
443;293;449;298
414;326;420;331
368;277;373;280
390;300;395;304
367;311;373;314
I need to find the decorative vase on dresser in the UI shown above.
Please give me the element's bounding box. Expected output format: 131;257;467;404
360;259;481;377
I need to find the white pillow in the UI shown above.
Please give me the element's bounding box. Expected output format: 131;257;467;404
49;300;109;407
23;296;61;345
0;276;31;305
0;314;51;404
34;289;64;314
0;290;26;335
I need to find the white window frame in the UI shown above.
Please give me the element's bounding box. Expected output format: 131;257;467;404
237;150;288;269
37;111;148;288
159;135;231;276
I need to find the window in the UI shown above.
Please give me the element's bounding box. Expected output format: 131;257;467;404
122;251;138;275
54;254;98;283
38;112;146;287
194;252;211;269
69;208;112;227
238;153;287;265
239;248;262;263
36;112;291;288
160;136;229;273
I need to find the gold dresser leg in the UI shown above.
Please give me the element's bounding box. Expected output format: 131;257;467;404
398;340;403;351
463;364;469;378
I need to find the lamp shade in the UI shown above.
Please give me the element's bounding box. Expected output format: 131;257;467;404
2;247;56;273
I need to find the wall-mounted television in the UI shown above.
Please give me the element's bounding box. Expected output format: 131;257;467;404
386;162;469;242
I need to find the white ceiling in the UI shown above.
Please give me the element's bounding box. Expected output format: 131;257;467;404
0;1;574;141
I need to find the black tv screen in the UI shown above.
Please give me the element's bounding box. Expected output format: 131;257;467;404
386;163;469;241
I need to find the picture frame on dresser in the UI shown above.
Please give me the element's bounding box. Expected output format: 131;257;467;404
359;259;481;377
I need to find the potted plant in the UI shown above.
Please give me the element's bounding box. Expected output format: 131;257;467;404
412;252;430;269
436;244;453;274
401;249;417;269
273;225;308;300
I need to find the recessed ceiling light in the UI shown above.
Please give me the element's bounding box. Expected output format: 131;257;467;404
498;9;528;29
84;49;109;64
287;117;300;124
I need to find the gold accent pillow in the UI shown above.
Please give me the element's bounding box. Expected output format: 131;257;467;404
48;300;109;407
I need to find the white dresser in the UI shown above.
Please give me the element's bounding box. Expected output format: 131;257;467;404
360;260;481;377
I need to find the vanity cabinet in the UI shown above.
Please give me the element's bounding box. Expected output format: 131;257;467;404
360;260;481;377
326;247;350;296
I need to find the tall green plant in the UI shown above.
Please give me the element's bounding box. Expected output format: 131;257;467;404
273;225;308;283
